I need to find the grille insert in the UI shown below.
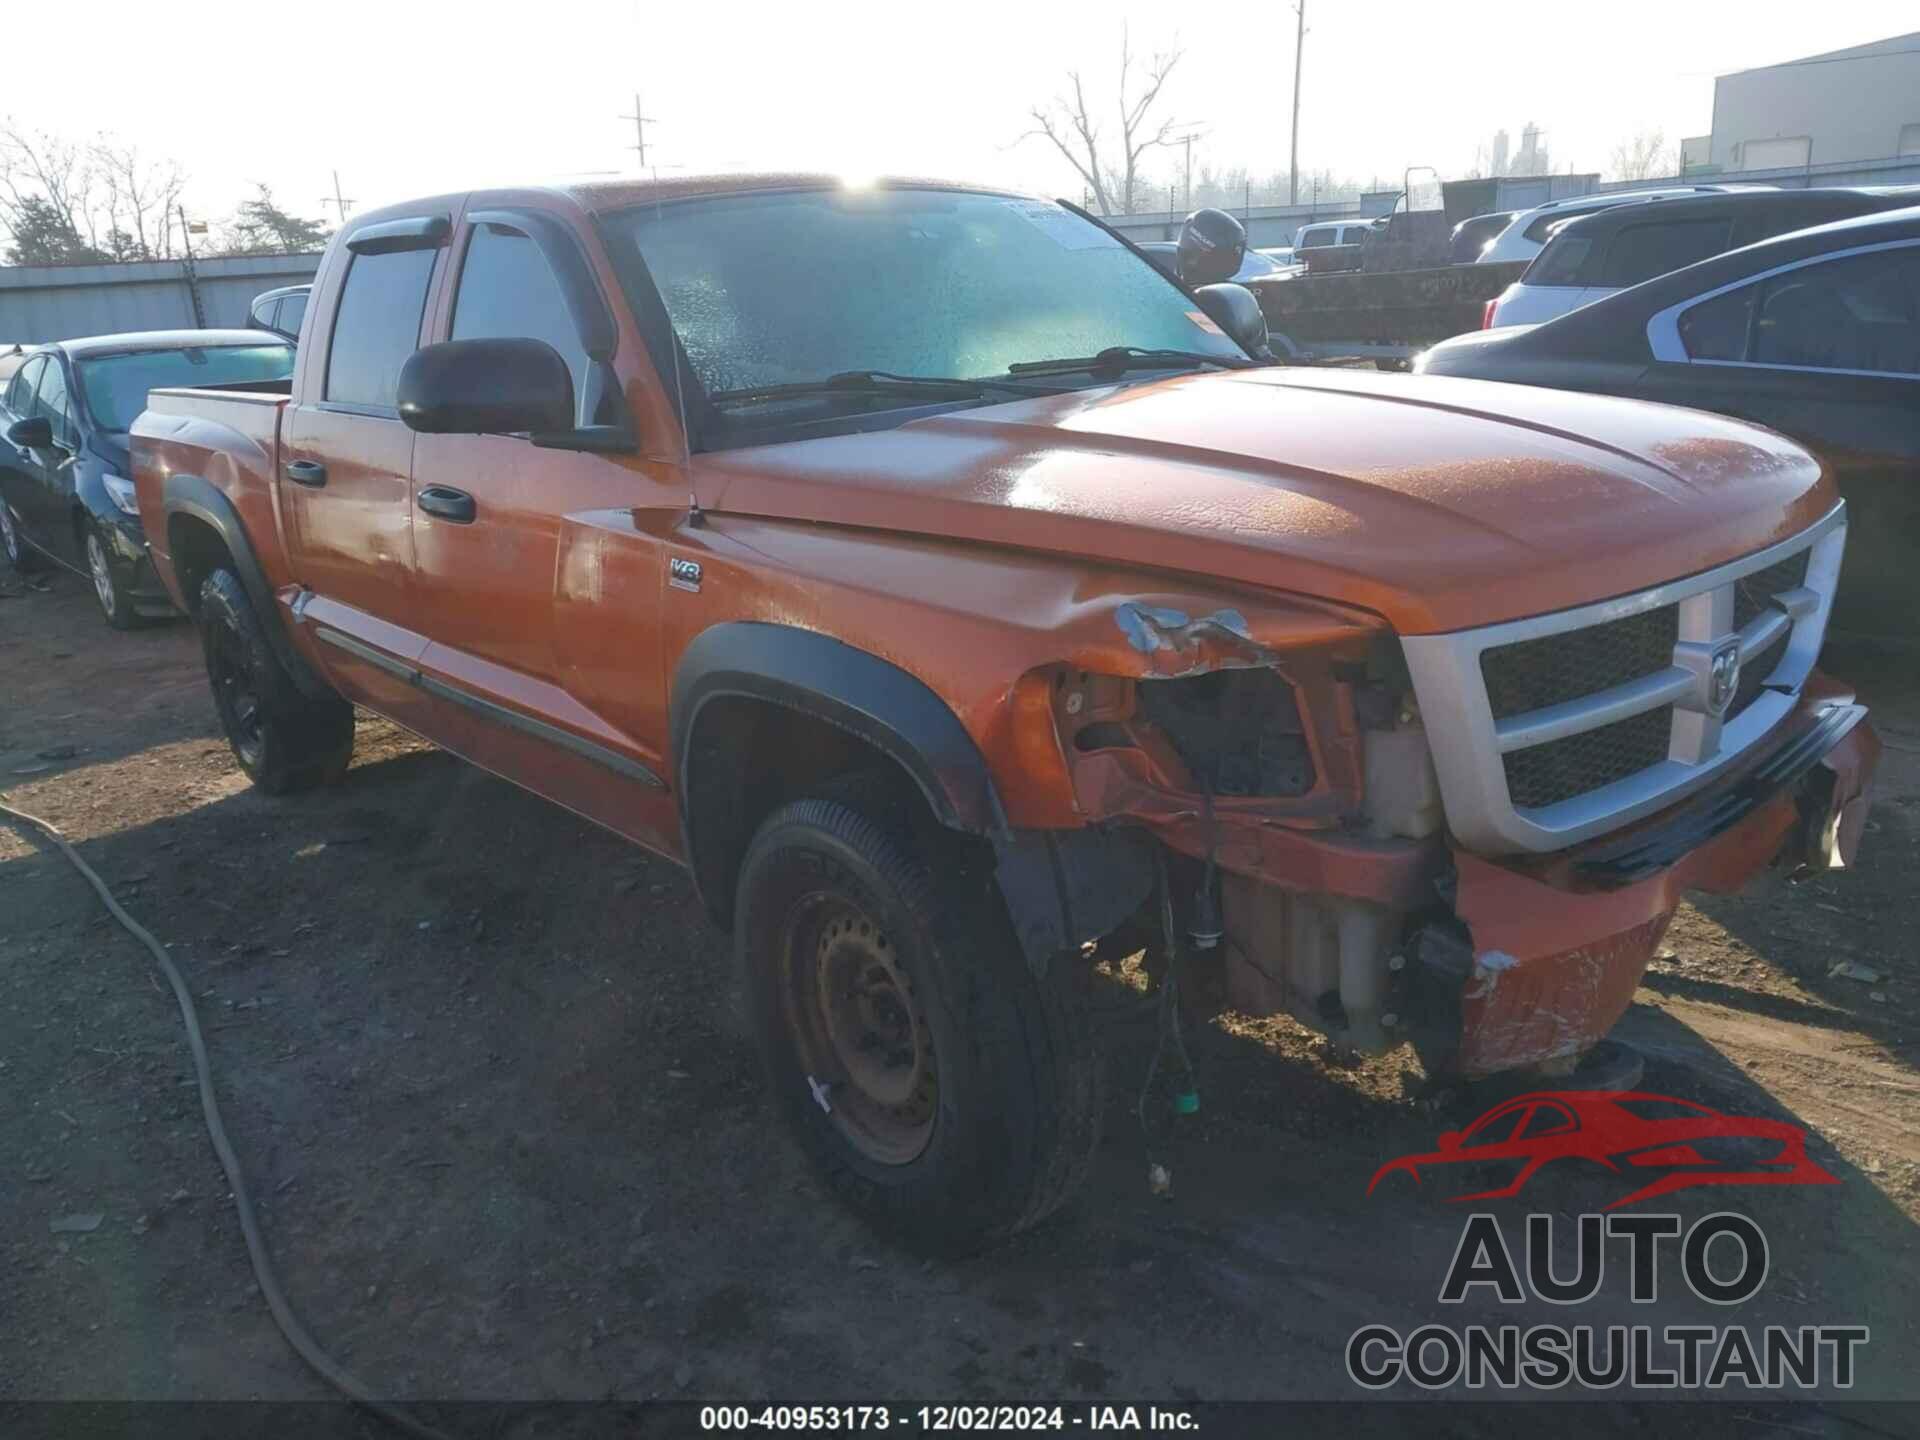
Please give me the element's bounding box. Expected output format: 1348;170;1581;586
1481;604;1679;720
1503;705;1674;810
1734;551;1811;633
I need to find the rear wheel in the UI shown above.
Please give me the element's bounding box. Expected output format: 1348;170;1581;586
86;523;139;629
197;567;354;793
736;785;1102;1254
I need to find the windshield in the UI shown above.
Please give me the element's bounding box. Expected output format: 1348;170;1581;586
78;344;294;431
600;187;1245;407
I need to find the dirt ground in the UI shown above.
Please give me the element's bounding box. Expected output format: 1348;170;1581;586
3;568;1918;1432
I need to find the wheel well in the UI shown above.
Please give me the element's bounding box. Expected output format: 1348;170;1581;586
683;695;945;928
166;513;236;617
70;505;90;550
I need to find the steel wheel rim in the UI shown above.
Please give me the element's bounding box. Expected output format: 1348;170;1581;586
208;622;264;766
87;531;115;614
783;893;936;1165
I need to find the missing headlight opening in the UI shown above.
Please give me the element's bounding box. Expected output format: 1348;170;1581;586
1134;669;1316;797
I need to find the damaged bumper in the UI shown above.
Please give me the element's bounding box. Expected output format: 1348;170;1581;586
1430;697;1878;1077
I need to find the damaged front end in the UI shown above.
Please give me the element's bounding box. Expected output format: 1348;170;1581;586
1003;579;1880;1083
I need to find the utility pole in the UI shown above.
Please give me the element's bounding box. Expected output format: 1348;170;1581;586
1288;0;1307;206
620;92;657;171
321;170;354;224
1183;133;1195;212
176;204;206;329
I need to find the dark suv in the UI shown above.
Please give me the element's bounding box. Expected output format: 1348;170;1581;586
1;330;294;626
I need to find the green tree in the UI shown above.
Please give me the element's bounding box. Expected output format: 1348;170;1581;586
4;195;108;265
215;184;331;255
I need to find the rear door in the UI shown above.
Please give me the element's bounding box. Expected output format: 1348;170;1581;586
280;212;450;709
1644;238;1920;632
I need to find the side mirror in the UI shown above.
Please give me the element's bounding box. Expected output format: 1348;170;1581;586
397;338;574;437
7;416;53;449
1437;1129;1463;1152
1192;282;1272;361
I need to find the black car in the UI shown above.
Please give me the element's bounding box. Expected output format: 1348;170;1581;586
248;284;312;343
0;330;295;626
1419;206;1920;637
1447;209;1515;265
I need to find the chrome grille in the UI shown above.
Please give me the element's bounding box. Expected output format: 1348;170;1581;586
1400;505;1847;854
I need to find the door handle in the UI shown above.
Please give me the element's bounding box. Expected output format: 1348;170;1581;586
284;459;328;487
417;485;476;524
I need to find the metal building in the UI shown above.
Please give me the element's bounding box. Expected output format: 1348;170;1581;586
1707;31;1920;173
0;251;321;346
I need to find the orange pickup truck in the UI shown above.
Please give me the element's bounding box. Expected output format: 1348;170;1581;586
131;176;1879;1251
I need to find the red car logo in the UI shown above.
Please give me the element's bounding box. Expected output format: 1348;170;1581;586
1368;1091;1838;1209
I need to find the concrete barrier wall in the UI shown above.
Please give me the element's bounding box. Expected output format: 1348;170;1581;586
0;252;322;345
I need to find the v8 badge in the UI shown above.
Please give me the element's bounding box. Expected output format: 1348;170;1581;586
669;557;703;594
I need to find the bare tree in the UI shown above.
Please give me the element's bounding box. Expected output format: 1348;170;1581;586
1023;28;1184;215
0;118;103;259
92;140;186;260
1608;128;1675;184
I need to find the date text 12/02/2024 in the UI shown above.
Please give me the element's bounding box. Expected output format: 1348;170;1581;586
699;1407;1201;1431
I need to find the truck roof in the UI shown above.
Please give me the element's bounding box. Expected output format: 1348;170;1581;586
344;175;1039;232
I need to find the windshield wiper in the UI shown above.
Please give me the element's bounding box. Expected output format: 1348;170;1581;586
1006;346;1253;378
710;370;1062;405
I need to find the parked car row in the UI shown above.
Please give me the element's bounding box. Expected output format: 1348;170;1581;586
0;329;294;625
1421;202;1920;635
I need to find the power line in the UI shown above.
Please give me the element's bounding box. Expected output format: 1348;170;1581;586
620;92;658;170
320;171;353;224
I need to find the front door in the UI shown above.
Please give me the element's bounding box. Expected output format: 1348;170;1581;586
18;355;85;568
404;204;677;850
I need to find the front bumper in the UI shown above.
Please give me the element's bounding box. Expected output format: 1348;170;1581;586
1435;688;1878;1077
102;519;176;615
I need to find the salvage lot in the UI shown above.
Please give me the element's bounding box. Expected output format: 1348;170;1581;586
3;573;1919;1418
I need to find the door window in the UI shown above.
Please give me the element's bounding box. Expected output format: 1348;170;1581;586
1518;1103;1575;1139
325;247;437;408
450;223;592;417
1600;219;1731;288
280;292;309;337
6;356;45;415
33;359;75;444
1752;246;1920;375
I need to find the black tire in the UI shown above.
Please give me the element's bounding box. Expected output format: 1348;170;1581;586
85;520;140;629
0;501;38;574
197;567;354;794
736;786;1102;1254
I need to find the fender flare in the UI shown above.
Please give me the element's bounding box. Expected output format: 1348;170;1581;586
670;622;1155;968
162;473;331;700
671;621;1007;843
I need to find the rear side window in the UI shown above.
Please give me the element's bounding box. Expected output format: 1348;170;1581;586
1601;219;1732;288
1299;227;1334;249
1678;283;1757;360
1752;245;1920;375
280;292;308;338
325;248;436;408
450;224;592;418
1524;235;1596;286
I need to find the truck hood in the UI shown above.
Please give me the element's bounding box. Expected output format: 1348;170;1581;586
693;366;1834;634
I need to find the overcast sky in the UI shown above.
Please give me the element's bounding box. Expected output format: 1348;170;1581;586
8;1;1916;224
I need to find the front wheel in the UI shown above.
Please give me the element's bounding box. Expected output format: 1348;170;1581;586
0;502;35;573
86;522;140;629
197;567;354;793
736;787;1102;1254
